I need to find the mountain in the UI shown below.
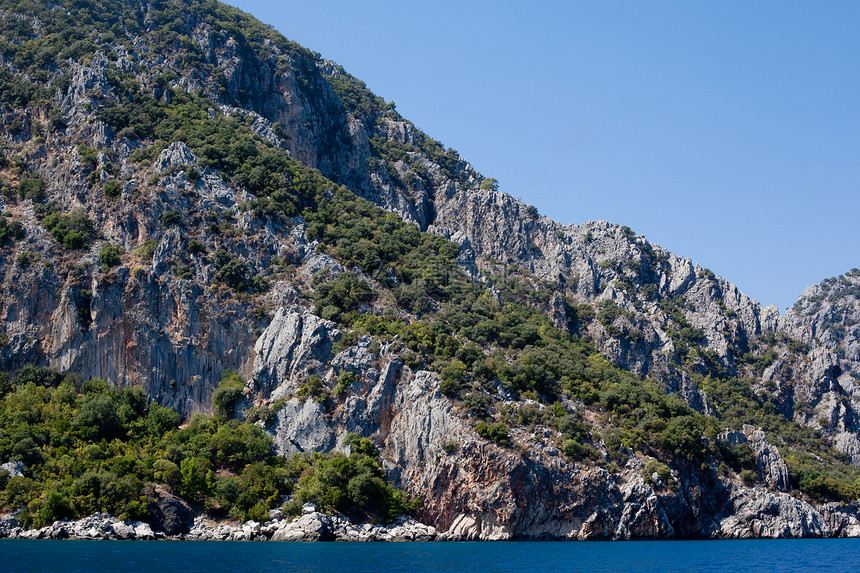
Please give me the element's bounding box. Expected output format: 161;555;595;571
0;0;859;539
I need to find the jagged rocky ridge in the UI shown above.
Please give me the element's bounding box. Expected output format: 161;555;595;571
0;0;858;539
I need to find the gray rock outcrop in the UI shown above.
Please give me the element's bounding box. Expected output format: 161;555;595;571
743;427;791;492
717;489;829;538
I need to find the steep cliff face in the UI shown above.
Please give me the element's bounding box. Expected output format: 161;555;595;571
0;132;300;415
0;3;344;415
778;270;860;464
245;309;860;539
322;81;859;464
0;0;858;539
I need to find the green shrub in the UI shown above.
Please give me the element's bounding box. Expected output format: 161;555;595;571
146;404;181;437
37;205;93;250
480;178;499;191
72;392;124;441
78;145;98;169
0;216;25;245
135;240;158;262
297;374;325;402
721;443;757;473
288;433;418;523
18;177;45;202
244;502;269;523
740;469;757;486
162;210;181;228
179;457;214;501
15;251;40;266
215;258;250;291
39;490;74;525
561;439;600;460
212;370;245;419
333;370;355;397
15;365;63;387
313;271;372;323
656;416;705;461
642;460;672;484
475;421;510;447
12;436;43;466
153;459;181;491
98;242;124;269
439;360;467;395
187;239;207;254
103;180;122;198
250;273;270;293
462;393;492;420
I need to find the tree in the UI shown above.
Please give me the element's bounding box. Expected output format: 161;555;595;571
212;370;245;419
98;242;124;269
480;177;499;192
103;180;122;198
215;259;249;291
73;393;123;441
180;457;214;500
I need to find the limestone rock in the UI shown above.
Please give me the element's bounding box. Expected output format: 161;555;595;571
153;141;198;172
822;503;860;538
0;461;25;479
744;428;791;492
251;309;336;398
718;489;829;538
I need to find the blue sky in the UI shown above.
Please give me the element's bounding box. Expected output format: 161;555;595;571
227;1;859;312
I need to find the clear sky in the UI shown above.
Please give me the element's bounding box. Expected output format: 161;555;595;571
226;1;859;312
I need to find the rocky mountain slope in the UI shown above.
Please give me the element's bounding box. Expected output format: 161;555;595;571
0;0;858;539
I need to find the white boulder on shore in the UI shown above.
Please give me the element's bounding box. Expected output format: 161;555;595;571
0;512;156;540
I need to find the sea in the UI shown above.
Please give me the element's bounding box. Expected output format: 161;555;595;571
3;539;860;572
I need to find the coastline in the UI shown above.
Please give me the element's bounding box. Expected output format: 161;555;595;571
0;510;437;542
4;503;860;542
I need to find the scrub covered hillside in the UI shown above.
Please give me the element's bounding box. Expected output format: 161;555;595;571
0;0;858;539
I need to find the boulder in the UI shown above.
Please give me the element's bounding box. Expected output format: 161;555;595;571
147;487;194;535
0;461;25;479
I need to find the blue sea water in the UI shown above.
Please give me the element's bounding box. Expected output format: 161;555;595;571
2;539;859;572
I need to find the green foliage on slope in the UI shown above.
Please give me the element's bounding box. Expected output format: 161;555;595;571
0;367;415;527
283;433;419;524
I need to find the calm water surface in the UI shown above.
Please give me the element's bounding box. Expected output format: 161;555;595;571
3;539;859;572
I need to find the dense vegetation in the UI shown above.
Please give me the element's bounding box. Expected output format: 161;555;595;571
0;367;416;528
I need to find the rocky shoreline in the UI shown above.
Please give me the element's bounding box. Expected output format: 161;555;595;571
0;509;438;542
4;492;860;542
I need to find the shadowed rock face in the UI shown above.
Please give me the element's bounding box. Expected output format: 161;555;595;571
147;487;194;535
